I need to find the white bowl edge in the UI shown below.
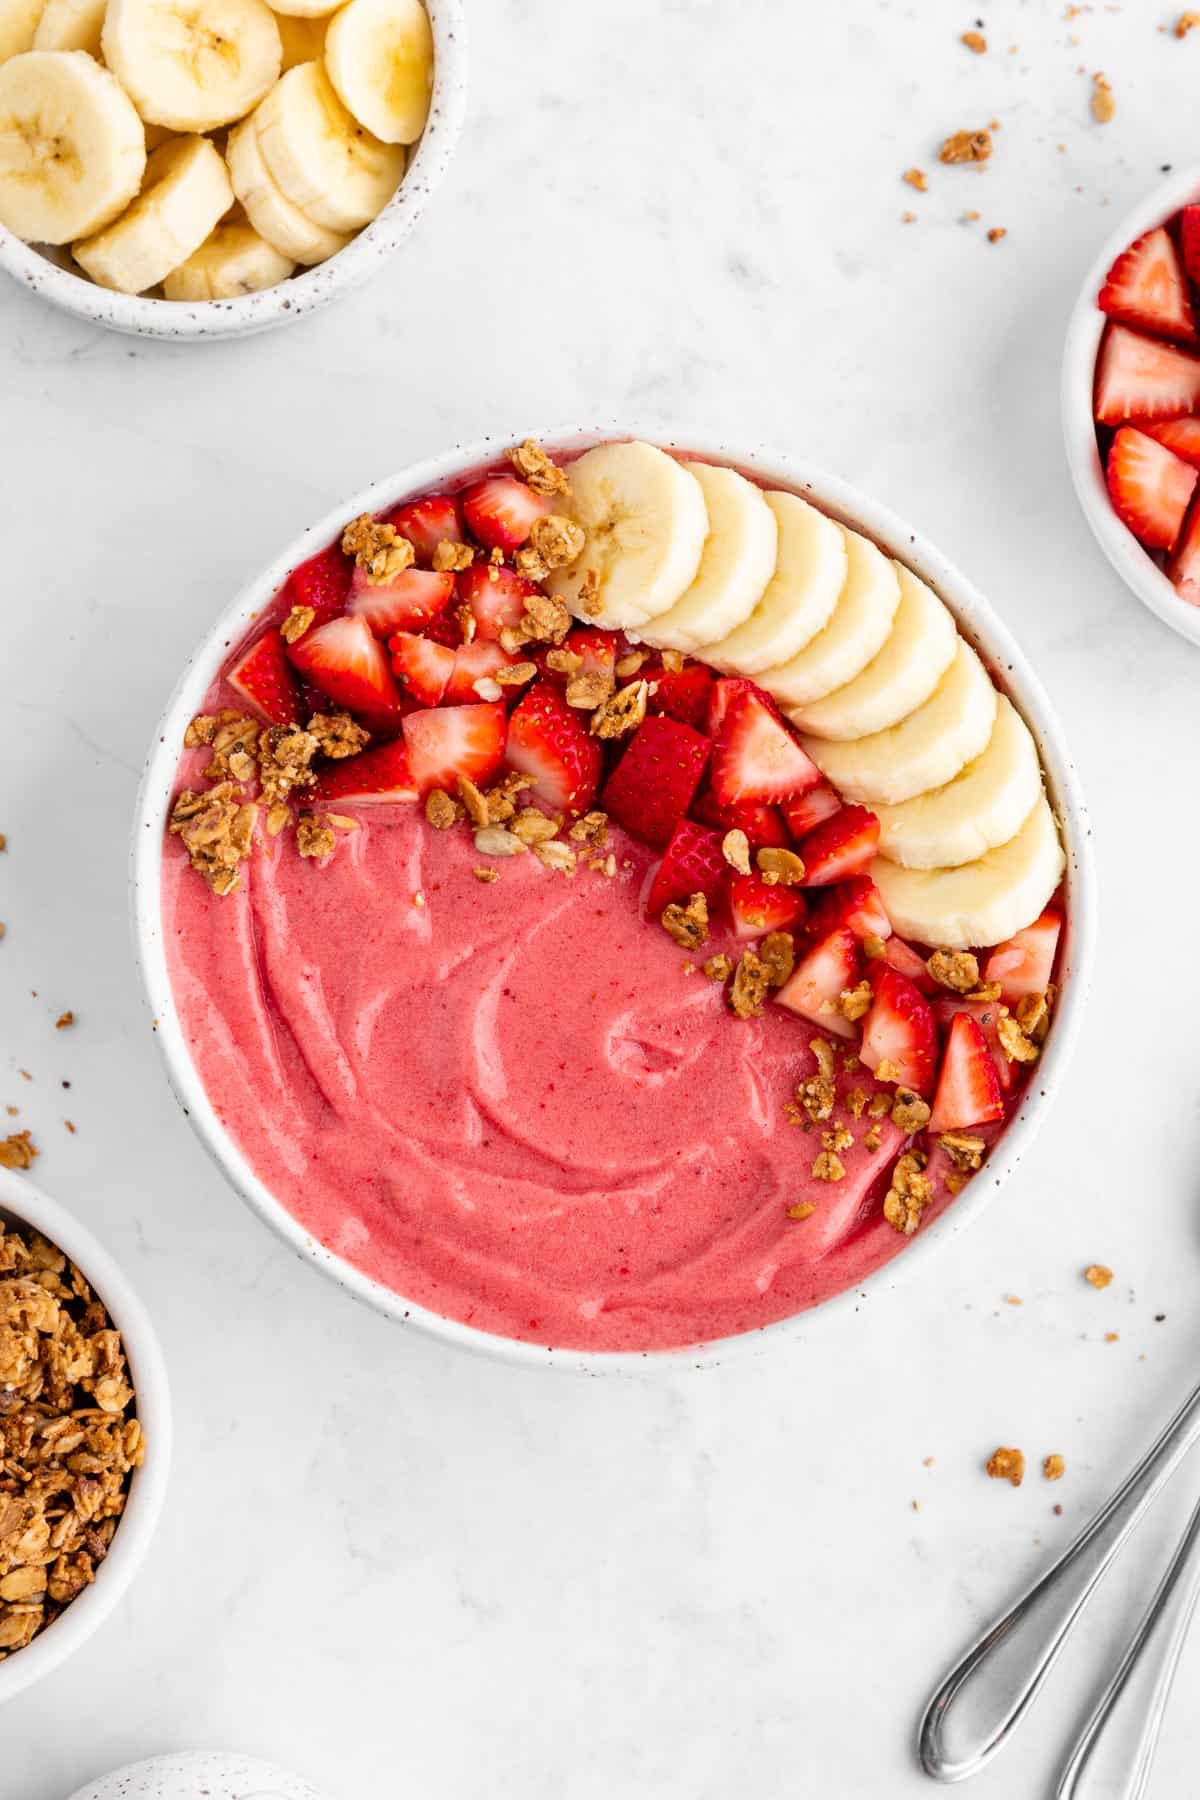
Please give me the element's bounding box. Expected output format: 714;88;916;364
130;422;1097;1376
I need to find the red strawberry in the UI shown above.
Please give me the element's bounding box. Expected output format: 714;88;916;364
444;639;518;703
798;804;880;885
1169;493;1200;605
860;966;939;1094
1182;206;1200;286
646;659;714;729
781;780;842;840
1098;226;1197;344
313;738;418;806
388;631;456;707
882;934;936;993
602;715;711;847
727;871;807;941
424;611;465;648
691;789;791;849
457;562;540;641
773;926;861;1040
461;476;552;551
928;1013;1004;1133
809;875;892;943
279;541;352;629
384;493;464;564
347;566;455;637
402;702;507;795
709;691;820;807
705;676;760;737
932;995;1016;1095
645;818;727;918
1106;426;1197;550
505;681;603;813
982;905;1062;1003
1094;323;1200;425
1143;417;1200;467
227;629;299;725
287;615;406;730
553;626;617;682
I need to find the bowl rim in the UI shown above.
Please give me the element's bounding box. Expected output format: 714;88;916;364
0;1164;172;1704
1061;162;1200;649
131;423;1097;1374
0;0;466;341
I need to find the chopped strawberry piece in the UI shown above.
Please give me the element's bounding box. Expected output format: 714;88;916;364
727;871;807;941
645;818;727;918
1106;426;1197;551
347;566;455;637
227;629;299;725
1169;494;1200;604
1182;207;1200;286
287;615;405;731
928;1013;1004;1133
646;659;714;729
424;611;464;648
383;493;464;564
798;804;880;885
461;476;552;551
781;780;842;840
444;639;518;703
860;966;939;1094
932;995;1016;1094
710;691;820;807
457;563;541;641
1098;226;1197;344
279;541;351;630
602;715;712;847
1094;323;1200;425
1142;417;1200;468
388;631;456;707
882;934;936;992
773;926;861;1041
402;702;507;795
983;905;1062;1003
691;789;792;849
313;738;418;806
809;875;892;943
505;681;603;814
705;676;761;737
559;626;617;681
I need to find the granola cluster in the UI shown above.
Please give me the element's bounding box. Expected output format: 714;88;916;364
424;775;617;887
0;1223;143;1658
341;513;415;584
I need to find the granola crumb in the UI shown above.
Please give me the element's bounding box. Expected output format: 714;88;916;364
498;592;572;654
54;1012;74;1031
901;210;917;224
590;680;648;740
0;1130;37;1170
927;948;980;993
883;1151;932;1235
169;783;257;896
903;167;928;191
473;866;499;883
578;569;602;618
997;1008;1039;1065
823;1124;854;1154
944;1170;967;1195
810;1038;836;1081
962;209;981;222
510;807;559;847
1015;990;1052;1043
661;892;709;952
280;604;315;644
1085;1264;1113;1289
1178;10;1200;33
796;1072;836;1124
614;650;646;678
891;1088;931;1133
729;949;771;1018
867;1091;892;1119
864;1124;883;1152
424;789;460;831
533;840;577;876
296;812;336;860
839;980;873;1023
1004;1294;1022;1306
508;439;570;496
703;954;734;983
431;539;475;573
940;1131;986;1172
787;1202;816;1222
494;661;539;690
722;829;751;874
987;226;1007;243
845;1087;868;1119
759;931;795;990
307;712;369;761
986;1447;1025;1487
755;847;806;886
514;514;586;583
961;28;986;50
64;1120;75;1134
862;934;886;960
939;128;992;164
1104;1331;1120;1344
1043;1454;1066;1481
341;513;414;584
1091;71;1115;123
812;1150;845;1182
473;825;527;859
876;1058;903;1085
568;810;608;848
0;833;6;852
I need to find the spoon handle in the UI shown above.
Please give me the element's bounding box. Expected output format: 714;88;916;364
1055;1491;1200;1800
918;1376;1200;1783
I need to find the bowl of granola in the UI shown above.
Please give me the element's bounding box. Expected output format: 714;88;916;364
0;1167;170;1702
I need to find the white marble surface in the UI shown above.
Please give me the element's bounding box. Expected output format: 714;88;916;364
2;2;1200;1795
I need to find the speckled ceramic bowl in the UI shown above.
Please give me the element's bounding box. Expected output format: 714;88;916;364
0;0;466;340
0;1166;171;1705
131;424;1096;1374
67;1750;326;1800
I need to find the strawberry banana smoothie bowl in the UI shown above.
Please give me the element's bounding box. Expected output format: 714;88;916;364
160;438;1069;1354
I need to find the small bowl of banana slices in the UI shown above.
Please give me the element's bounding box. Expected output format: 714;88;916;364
0;0;465;336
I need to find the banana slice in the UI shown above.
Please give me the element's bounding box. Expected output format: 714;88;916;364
269;0;338;18
635;463;776;653
74;132;232;291
275;9;326;69
546;440;710;633
801;641;997;807
32;0;101;52
755;527;899;710
163;217;293;296
703;492;847;673
0;0;46;62
226;113;349;262
871;796;1065;950
102;0;281;130
255;59;404;231
325;0;432;145
790;564;956;742
0;51;145;243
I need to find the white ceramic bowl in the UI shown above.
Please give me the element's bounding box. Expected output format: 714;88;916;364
132;425;1096;1374
0;1165;171;1704
0;0;466;340
67;1750;326;1800
1062;164;1200;647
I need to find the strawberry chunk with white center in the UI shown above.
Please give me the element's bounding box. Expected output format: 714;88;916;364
645;658;713;729
389;631;456;707
461;476;552;552
727;871;807;941
860;965;939;1094
1106;426;1197;551
645;818;727;918
279;541;352;630
603;714;712;847
402;702;507;796
797;804;880;885
691;788;791;849
1144;417;1200;468
882;934;936;992
808;875;892;942
227;629;299;725
932;994;1016;1095
505;681;603;814
1169;492;1200;605
1098;226;1197;345
781;780;842;840
314;739;418;806
444;639;519;703
709;690;820;807
1094;323;1200;426
384;493;465;564
287;614;406;731
773;926;861;1040
982;905;1062;1003
457;563;540;641
705;676;761;737
347;566;455;637
928;1013;1004;1133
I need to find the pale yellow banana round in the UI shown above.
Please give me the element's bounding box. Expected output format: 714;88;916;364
0;0;46;63
74;132;232;292
33;0;103;54
103;0;282;130
226;112;350;262
0;50;145;243
275;8;326;69
325;0;432;145
637;462;777;653
704;491;847;673
790;563;956;741
163;216;293;296
255;59;403;231
755;527;899;710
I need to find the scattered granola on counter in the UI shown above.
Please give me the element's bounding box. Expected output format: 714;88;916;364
939;128;992;164
0;1133;38;1171
1043;1455;1066;1482
1085;1264;1113;1290
961;28;986;51
986;1447;1025;1488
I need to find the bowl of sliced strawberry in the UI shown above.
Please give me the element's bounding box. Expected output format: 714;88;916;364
1064;166;1200;645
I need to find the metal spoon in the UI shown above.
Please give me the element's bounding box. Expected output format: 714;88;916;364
918;1375;1200;1782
